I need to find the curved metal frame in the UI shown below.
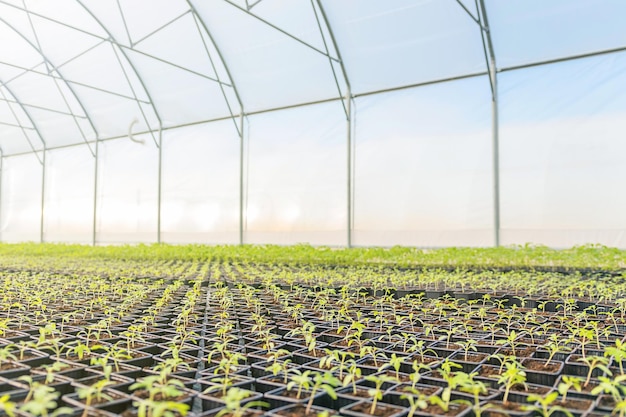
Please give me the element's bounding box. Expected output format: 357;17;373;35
0;18;98;155
476;0;500;247
186;0;247;245
1;15;99;243
0;79;46;242
314;0;353;247
0;81;45;160
75;1;165;244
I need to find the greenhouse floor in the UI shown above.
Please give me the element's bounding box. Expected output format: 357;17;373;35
0;244;624;417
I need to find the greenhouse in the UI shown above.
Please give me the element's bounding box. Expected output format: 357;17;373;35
1;1;626;416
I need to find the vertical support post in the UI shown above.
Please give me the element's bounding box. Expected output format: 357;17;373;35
477;0;500;247
157;128;163;244
92;138;99;246
239;112;244;246
346;90;352;248
40;147;46;243
491;69;500;247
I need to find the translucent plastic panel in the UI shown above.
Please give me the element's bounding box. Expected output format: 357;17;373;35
161;121;239;244
61;42;136;98
127;49;233;127
0;19;42;69
248;0;327;53
31;14;103;66
96;137;158;243
487;0;626;68
130;12;212;78
44;145;95;243
72;85;158;139
0;154;42;242
193;1;339;112
0;98;44;153
0;125;34;155
322;0;486;94
499;53;626;247
5;98;36;129
246;102;346;245
0;63;25;85
26;108;88;149
21;0;107;39
0;2;39;46
353;78;493;247
118;0;189;45
0;113;43;156
7;68;70;113
80;0;132;46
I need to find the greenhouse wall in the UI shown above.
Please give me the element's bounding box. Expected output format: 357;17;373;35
1;1;626;248
160;122;240;245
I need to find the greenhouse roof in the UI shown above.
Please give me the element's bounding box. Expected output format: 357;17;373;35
1;0;625;156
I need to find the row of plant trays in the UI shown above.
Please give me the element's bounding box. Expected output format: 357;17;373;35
0;334;613;416
0;263;625;417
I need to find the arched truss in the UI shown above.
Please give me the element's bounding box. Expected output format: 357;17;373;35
1;0;625;156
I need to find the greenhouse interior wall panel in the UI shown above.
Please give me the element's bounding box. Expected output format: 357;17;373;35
0;0;625;248
160;121;240;244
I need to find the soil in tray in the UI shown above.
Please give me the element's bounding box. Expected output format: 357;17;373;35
509;383;552;395
272;389;308;400
457;352;489;363
559;397;594;411
579;381;599;393
477;365;507;379
522;359;561;373
72;390;128;406
272;404;337;417
499;346;535;358
0;362;24;371
348;402;404;417
376;370;411;383
339;386;370;399
12;352;44;361
418;403;469;417
415;356;439;365
485;401;529;417
131;390;191;402
395;384;440;396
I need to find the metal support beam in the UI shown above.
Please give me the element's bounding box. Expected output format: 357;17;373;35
223;0;340;62
190;11;242;136
491;80;500;247
477;0;500;247
0;17;98;154
315;0;354;247
346;89;352;247
0;95;89;118
187;1;247;244
76;2;166;140
0;82;45;163
40;147;46;243
239;113;245;245
92;137;99;246
157;127;163;243
0;120;35;129
454;0;484;29
78;2;169;246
